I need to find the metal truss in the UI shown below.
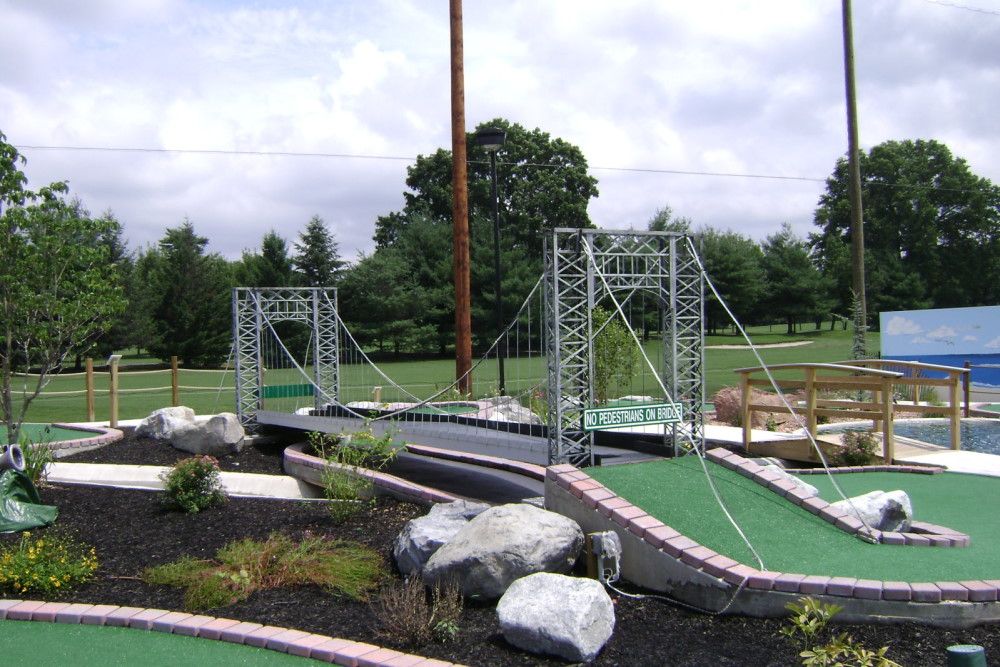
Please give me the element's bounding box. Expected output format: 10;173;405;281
232;287;339;429
544;229;705;465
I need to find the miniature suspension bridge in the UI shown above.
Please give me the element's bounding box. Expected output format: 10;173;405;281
232;229;707;467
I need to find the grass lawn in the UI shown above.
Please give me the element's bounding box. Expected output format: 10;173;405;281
17;325;877;424
588;457;1000;582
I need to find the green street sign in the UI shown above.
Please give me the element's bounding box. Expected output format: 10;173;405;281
582;402;683;432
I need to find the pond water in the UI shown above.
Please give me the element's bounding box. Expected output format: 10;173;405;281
827;418;1000;457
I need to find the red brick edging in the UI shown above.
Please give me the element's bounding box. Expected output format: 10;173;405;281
0;599;463;666
546;451;1000;604
40;424;124;452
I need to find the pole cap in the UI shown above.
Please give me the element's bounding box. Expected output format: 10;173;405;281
947;645;987;667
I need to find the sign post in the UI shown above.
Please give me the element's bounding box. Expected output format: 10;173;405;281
582;402;683;432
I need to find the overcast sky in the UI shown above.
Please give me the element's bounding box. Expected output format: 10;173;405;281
2;0;998;262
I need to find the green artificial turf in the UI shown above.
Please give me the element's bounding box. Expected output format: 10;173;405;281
0;620;323;666
0;423;102;446
588;457;1000;582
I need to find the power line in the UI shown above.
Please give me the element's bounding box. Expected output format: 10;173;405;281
16;142;826;184
917;0;1000;16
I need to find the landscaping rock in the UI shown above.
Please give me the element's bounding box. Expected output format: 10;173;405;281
423;503;583;599
136;406;196;440
170;412;246;457
759;462;818;497
830;489;912;532
483;396;543;425
393;499;491;576
497;572;615;663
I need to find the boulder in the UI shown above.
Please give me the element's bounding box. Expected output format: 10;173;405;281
830;489;912;532
483;396;543;425
393;499;491;576
759;462;818;498
423;503;583;599
136;406;196;440
497;572;615;663
170;412;246;457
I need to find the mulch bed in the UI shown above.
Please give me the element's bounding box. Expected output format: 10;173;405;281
4;430;998;666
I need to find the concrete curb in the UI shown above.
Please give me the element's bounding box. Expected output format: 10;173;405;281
0;599;463;666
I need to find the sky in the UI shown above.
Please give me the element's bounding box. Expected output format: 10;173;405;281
2;0;999;262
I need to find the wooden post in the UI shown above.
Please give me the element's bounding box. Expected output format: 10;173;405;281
85;357;95;422
881;377;894;464
963;361;971;418
805;367;817;442
950;370;962;451
171;356;180;407
450;0;473;395
739;371;751;450
108;355;122;428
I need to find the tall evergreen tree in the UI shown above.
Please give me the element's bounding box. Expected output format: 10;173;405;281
293;215;344;287
147;221;232;366
760;224;832;334
237;230;294;287
699;228;765;333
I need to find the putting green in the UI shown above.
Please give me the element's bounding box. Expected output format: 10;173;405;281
588;457;1000;582
0;620;323;665
1;424;100;446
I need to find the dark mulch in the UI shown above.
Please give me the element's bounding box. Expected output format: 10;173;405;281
4;431;997;666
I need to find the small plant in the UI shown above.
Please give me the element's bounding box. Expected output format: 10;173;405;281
308;428;401;523
160;455;227;513
765;414;778;432
143;532;385;611
373;576;464;646
834;431;879;467
780;597;900;667
0;530;99;595
18;437;53;486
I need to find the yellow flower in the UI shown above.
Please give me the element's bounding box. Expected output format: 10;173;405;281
54;581;61;588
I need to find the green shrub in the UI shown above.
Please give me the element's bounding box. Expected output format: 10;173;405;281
0;530;99;595
161;455;227;513
308;428;401;524
18;438;53;486
143;532;385;611
833;431;879;467
374;576;464;646
780;596;900;666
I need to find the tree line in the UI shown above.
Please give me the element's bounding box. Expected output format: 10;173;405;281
3;125;999;440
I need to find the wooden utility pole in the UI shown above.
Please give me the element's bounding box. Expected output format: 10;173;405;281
450;0;473;395
842;0;867;347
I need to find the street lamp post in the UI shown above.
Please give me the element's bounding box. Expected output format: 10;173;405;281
474;127;507;395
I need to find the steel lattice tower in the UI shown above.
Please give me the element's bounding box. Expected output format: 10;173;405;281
544;229;705;466
232;287;339;429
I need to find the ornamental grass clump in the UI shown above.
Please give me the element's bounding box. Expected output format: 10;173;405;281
161;455;227;513
0;530;99;595
143;531;386;611
373;576;464;646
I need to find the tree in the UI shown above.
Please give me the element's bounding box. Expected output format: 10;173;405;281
372;118;599;348
293;216;344;287
146;221;232;366
760;224;831;334
592;306;639;404
813;139;1000;321
698;228;765;334
237;230;294;287
647;205;692;233
1;133;126;443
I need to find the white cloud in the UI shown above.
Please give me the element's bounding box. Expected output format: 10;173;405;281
985;337;1000;350
964;335;978;342
1;0;998;260
928;326;958;344
886;316;923;336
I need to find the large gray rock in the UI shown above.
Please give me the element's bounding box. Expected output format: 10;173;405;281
423;503;583;600
393;500;491;576
759;462;818;498
483;396;543;425
830;489;913;532
170;412;246;457
136;406;196;440
497;572;615;663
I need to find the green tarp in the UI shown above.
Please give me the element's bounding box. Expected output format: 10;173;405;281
0;469;58;533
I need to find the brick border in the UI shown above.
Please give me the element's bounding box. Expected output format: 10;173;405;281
705;448;970;548
33;424;124;452
545;455;1000;604
283;444;459;506
0;599;462;666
